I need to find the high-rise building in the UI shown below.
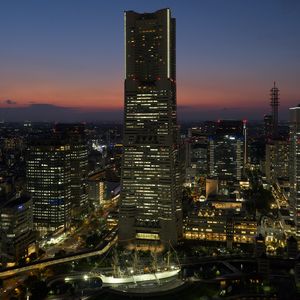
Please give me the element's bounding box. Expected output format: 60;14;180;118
209;120;245;184
265;138;289;183
54;124;88;215
289;105;300;243
119;8;182;246
27;138;71;235
264;114;273;138
270;82;280;138
185;128;209;200
186;128;209;177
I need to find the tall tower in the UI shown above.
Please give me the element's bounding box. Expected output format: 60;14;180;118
119;8;182;246
289;105;300;244
270;82;280;137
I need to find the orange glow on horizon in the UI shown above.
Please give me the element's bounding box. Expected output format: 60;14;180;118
0;79;297;111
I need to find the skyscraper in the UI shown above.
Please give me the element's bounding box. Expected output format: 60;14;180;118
119;8;182;246
265;139;289;183
54;124;88;217
27;138;71;235
289;105;300;243
209;120;245;184
270;82;280;138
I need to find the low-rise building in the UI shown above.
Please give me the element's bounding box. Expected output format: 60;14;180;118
183;208;257;245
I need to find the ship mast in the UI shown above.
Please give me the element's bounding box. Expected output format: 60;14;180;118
112;249;120;277
151;249;158;271
167;251;171;268
132;250;139;274
169;240;181;269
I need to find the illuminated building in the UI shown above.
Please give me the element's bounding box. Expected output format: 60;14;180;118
88;177;105;208
88;170;120;208
27;138;71;235
186;128;209;176
183;209;257;245
289;105;300;243
119;8;182;246
54;124;88;214
88;180;105;208
209;120;246;184
0;193;35;264
206;177;218;198
185;128;209;199
107;211;118;230
265;138;289;183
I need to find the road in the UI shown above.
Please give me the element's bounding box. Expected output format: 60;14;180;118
40;195;119;259
0;233;117;279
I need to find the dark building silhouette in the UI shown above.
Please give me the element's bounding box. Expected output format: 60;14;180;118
264;114;273;138
270;82;279;138
54;124;88;216
287;236;298;259
209;120;246;184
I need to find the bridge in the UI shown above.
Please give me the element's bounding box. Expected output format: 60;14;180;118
0;236;117;278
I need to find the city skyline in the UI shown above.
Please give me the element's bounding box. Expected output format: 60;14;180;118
0;0;300;121
1;3;300;297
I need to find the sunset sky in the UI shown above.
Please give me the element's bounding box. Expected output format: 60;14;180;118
0;0;300;121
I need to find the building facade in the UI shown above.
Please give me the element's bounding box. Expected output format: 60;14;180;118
183;209;257;245
209;120;245;184
27;139;71;235
0;194;35;263
54;124;88;215
265;139;289;183
119;8;182;246
185;128;209;200
289;106;300;242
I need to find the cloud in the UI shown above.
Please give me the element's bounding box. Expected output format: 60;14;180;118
3;99;17;105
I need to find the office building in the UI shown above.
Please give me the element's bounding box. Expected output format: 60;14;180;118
0;193;35;263
185;128;209;199
289;106;300;243
209;120;245;184
54;124;88;214
270;82;280;138
264;114;273;138
265;138;289;183
27;138;71;235
119;8;182;246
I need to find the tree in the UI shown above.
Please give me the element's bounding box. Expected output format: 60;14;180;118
54;249;66;258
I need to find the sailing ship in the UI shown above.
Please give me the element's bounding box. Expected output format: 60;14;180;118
99;249;181;285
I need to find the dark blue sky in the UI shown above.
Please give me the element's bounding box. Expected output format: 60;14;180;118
0;0;299;121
